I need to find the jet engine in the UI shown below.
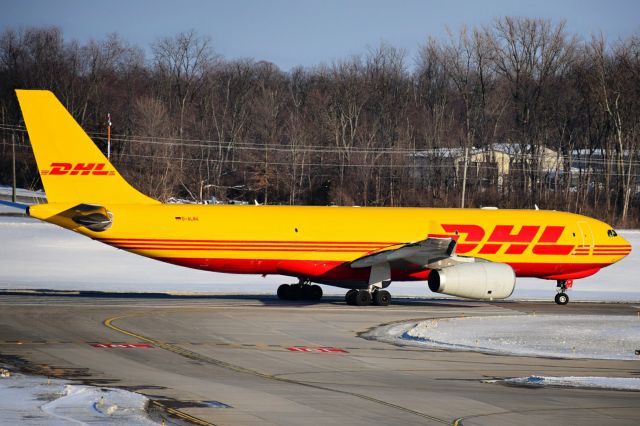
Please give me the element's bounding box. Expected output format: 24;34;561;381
427;262;515;300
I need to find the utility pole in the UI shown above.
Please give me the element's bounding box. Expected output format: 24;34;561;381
11;132;16;203
107;113;112;160
460;146;468;208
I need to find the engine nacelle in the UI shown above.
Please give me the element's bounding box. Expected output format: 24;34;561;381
428;262;515;300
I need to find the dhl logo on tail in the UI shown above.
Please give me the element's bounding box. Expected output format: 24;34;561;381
41;162;115;176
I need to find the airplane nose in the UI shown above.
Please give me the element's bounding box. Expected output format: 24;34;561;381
615;234;632;259
596;227;633;262
619;232;632;248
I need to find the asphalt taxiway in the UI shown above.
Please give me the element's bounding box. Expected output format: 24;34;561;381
0;293;638;425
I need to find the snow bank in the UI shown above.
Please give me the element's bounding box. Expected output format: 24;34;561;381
41;384;157;425
367;315;640;360
0;370;158;425
494;376;640;391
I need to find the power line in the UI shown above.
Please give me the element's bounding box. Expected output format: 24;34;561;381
2;123;640;168
2;140;638;177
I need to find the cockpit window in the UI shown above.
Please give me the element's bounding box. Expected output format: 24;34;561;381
607;229;618;237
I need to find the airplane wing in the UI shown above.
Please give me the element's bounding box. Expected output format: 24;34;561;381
350;237;474;284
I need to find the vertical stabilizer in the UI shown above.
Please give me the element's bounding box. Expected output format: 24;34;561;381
15;90;158;205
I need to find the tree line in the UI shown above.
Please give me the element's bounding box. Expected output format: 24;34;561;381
0;17;638;225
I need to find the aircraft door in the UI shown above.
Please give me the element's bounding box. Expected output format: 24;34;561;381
577;221;594;248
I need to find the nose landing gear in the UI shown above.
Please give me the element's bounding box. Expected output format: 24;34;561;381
554;279;573;305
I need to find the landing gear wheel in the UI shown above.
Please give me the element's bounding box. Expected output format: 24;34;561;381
289;284;303;300
554;279;572;305
555;292;569;305
372;290;391;306
307;284;323;301
354;290;372;306
301;285;312;300
277;284;291;300
345;289;358;305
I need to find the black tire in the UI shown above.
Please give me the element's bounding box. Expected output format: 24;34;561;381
345;289;358;305
555;292;569;305
289;284;303;300
277;284;291;300
308;285;323;301
354;290;372;306
301;285;313;300
373;290;391;306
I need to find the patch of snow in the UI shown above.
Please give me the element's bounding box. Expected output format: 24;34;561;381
0;185;46;199
367;315;640;360
42;384;157;425
495;375;640;391
0;370;158;425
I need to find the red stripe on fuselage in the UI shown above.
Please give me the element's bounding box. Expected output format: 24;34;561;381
115;246;372;253
99;237;395;245
111;242;384;249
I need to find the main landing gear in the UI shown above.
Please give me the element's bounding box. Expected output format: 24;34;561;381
345;262;393;306
277;280;323;301
345;288;391;306
554;279;573;305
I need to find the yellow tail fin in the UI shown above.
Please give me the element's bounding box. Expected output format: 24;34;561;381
16;90;158;205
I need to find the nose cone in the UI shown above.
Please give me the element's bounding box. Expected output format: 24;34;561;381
592;219;632;265
609;233;632;264
620;234;632;249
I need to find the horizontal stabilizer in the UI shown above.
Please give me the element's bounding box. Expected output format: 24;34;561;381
0;199;30;212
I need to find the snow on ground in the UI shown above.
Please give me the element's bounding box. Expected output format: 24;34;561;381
0;370;158;425
491;376;640;391
366;314;640;360
0;185;46;206
0;214;638;300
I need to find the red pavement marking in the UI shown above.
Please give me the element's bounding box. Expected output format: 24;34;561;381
91;343;153;348
287;346;347;353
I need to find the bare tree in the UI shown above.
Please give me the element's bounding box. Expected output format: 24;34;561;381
152;30;216;138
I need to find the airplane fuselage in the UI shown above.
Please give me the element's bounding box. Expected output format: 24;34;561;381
30;203;631;287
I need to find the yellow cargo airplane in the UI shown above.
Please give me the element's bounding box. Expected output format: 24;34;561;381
2;90;632;305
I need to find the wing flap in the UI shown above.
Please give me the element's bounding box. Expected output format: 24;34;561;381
350;237;471;270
